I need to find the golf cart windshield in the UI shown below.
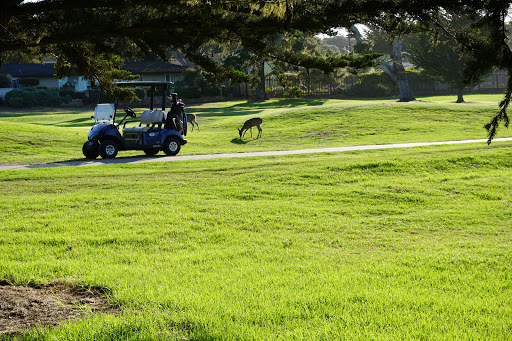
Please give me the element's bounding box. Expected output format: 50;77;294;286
93;103;116;125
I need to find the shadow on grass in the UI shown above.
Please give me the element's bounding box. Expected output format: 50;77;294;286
229;98;328;109
230;138;248;145
190;98;329;118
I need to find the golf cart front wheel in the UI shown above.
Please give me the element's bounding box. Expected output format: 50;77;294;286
163;136;181;156
82;141;99;159
99;140;118;159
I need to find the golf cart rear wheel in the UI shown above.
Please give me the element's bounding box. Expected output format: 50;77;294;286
82;141;99;159
99;140;118;159
163;136;181;156
144;148;159;155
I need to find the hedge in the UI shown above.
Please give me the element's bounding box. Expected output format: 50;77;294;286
4;88;62;107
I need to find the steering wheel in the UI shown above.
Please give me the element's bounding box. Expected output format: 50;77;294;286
124;106;136;117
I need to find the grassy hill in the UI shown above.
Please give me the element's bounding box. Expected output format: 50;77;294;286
0;95;511;339
0;94;510;165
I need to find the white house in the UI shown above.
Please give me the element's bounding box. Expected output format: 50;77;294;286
1;57;191;92
1;63;90;91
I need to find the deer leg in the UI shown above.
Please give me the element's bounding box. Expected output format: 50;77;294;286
250;127;253;137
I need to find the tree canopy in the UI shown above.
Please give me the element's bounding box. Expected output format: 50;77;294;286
2;0;512;141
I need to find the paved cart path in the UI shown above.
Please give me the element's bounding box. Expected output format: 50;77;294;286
1;138;512;171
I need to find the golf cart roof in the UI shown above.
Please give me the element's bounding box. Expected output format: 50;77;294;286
116;81;174;87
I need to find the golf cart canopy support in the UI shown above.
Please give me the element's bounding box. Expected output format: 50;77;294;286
116;81;174;110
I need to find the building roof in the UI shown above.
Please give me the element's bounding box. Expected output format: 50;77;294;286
1;63;59;77
2;59;191;78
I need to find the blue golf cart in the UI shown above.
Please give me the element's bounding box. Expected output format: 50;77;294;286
82;81;187;159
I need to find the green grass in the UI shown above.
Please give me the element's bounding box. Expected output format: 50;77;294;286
1;142;512;340
0;94;510;165
0;95;511;339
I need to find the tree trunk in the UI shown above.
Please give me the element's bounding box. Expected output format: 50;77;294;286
306;68;311;96
254;60;268;101
380;37;415;102
456;88;465;103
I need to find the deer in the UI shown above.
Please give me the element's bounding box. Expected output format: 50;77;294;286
238;117;262;138
186;113;199;131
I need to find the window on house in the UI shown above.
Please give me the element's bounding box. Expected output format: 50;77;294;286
166;74;175;83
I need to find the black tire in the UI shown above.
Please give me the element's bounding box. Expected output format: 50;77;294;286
144;148;159;156
99;140;118;159
163;136;181;156
82;141;99;159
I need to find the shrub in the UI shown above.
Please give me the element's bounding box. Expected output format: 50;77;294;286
174;87;201;99
134;88;146;100
146;86;169;97
4;88;63;107
83;89;101;105
59;88;76;98
34;89;61;106
343;71;397;98
19;78;40;87
344;83;391;98
201;86;220;97
284;86;303;98
220;85;232;96
0;72;11;88
4;89;38;107
61;94;73;104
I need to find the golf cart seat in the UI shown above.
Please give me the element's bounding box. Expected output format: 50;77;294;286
123;110;164;133
93;104;116;125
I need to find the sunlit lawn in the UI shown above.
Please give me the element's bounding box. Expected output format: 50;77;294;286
0;94;509;165
0;95;511;339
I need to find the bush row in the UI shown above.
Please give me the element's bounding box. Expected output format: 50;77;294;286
174;86;231;99
2;88;105;107
341;69;439;98
4;88;62;107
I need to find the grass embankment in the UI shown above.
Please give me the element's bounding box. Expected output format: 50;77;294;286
0;95;511;339
0;94;509;165
1;142;511;339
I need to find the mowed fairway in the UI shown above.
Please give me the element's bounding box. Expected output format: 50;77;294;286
1;94;512;166
0;95;511;339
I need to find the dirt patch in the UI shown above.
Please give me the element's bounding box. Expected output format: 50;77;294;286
0;280;117;335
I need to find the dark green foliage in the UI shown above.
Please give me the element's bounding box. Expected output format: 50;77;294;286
344;71;399;98
33;88;61;106
19;78;39;87
83;89;101;105
174;87;201;99
284;86;303;98
0;72;11;88
201;86;220;97
145;86;169;98
4;87;62;107
60;94;73;104
406;16;491;103
59;88;78;99
342;69;439;98
176;68;224;98
4;89;38;107
345;83;392;98
134;88;145;100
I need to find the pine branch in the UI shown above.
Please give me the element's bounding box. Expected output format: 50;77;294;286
485;67;511;144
